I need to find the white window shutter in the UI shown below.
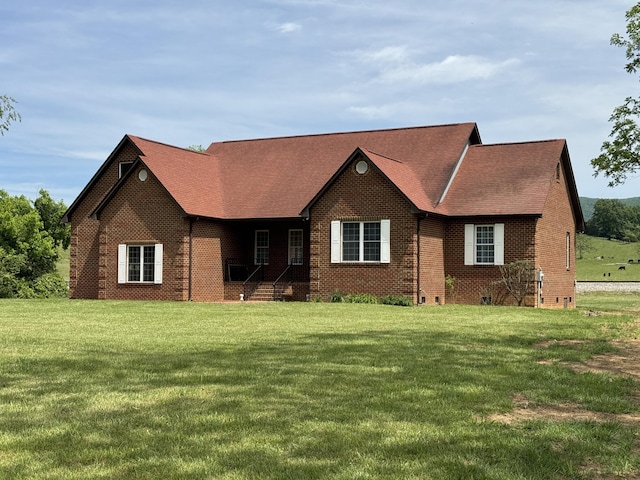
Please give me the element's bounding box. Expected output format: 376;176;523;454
464;224;474;265
494;223;504;265
154;243;163;284
380;219;391;263
330;221;341;263
117;244;127;284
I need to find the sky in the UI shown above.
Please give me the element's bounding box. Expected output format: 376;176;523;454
1;0;639;204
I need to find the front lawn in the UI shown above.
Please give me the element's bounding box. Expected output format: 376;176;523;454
0;298;638;479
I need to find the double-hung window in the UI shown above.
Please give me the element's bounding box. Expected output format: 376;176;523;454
255;230;269;265
464;224;504;265
331;220;390;263
289;229;303;265
117;244;163;284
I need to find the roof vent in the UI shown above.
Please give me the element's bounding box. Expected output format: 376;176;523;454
355;160;368;174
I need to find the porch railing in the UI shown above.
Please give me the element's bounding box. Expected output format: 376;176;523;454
243;264;264;301
272;259;305;300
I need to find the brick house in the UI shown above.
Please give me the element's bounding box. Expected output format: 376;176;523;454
62;123;584;307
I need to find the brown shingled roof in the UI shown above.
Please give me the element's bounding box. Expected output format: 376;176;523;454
127;136;227;218
435;139;569;217
66;122;583;231
203;123;478;219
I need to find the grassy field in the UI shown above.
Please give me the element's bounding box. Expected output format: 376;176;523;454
0;297;638;479
577;236;640;281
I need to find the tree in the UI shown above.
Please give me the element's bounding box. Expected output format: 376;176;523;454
576;233;595;259
592;2;640;186
34;189;70;249
0;190;68;298
187;144;206;152
0;95;21;135
587;198;630;240
498;260;535;307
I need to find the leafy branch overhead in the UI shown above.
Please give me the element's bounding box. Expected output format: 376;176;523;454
592;2;640;186
0;95;21;135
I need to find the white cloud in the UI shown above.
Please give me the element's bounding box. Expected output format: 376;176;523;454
360;47;521;86
276;22;302;33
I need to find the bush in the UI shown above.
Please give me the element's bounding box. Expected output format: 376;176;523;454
330;290;345;303
32;273;69;298
344;293;379;304
0;272;68;299
380;294;413;306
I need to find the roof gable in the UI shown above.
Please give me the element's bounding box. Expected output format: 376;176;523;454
301;147;434;217
62;135;142;223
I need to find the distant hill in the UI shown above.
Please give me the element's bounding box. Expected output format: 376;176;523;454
579;196;640;221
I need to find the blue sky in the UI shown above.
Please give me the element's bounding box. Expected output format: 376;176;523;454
1;0;638;204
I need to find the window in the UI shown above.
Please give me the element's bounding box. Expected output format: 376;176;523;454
464;224;504;265
119;161;134;178
475;225;495;264
117;244;163;284
330;220;390;263
255;230;269;265
289;229;303;265
566;232;571;270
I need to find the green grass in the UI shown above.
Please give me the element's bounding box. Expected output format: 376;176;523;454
55;246;70;281
0;298;638;479
577;236;640;281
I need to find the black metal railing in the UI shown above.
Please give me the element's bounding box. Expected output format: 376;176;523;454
272;259;306;300
243;264;264;301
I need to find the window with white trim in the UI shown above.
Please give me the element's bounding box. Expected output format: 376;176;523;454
331;220;390;263
566;232;571;270
289;229;303;265
255;230;269;265
117;244;163;284
464;224;504;265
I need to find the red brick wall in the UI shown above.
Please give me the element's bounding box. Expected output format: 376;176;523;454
69;143;140;299
309;156;418;301
190;221;228;302
97;164;189;301
419;216;446;305
444;217;537;306
534;160;577;308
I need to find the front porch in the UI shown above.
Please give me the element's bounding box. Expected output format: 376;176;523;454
221;220;310;301
225;260;310;301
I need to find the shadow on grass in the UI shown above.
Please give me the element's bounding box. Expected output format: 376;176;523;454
0;329;638;479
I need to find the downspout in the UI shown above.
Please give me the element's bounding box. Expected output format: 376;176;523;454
188;217;194;301
416;215;421;305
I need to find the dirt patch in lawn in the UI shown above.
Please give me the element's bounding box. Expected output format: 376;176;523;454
487;393;640;426
486;315;640;478
486;335;640;426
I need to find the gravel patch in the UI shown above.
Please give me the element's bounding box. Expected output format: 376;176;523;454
577;282;640;292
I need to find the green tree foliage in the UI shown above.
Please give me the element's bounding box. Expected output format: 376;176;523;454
0;190;69;298
592;2;640;186
587;199;629;239
0;95;21;135
34;189;71;249
586;198;640;241
576;233;595;259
